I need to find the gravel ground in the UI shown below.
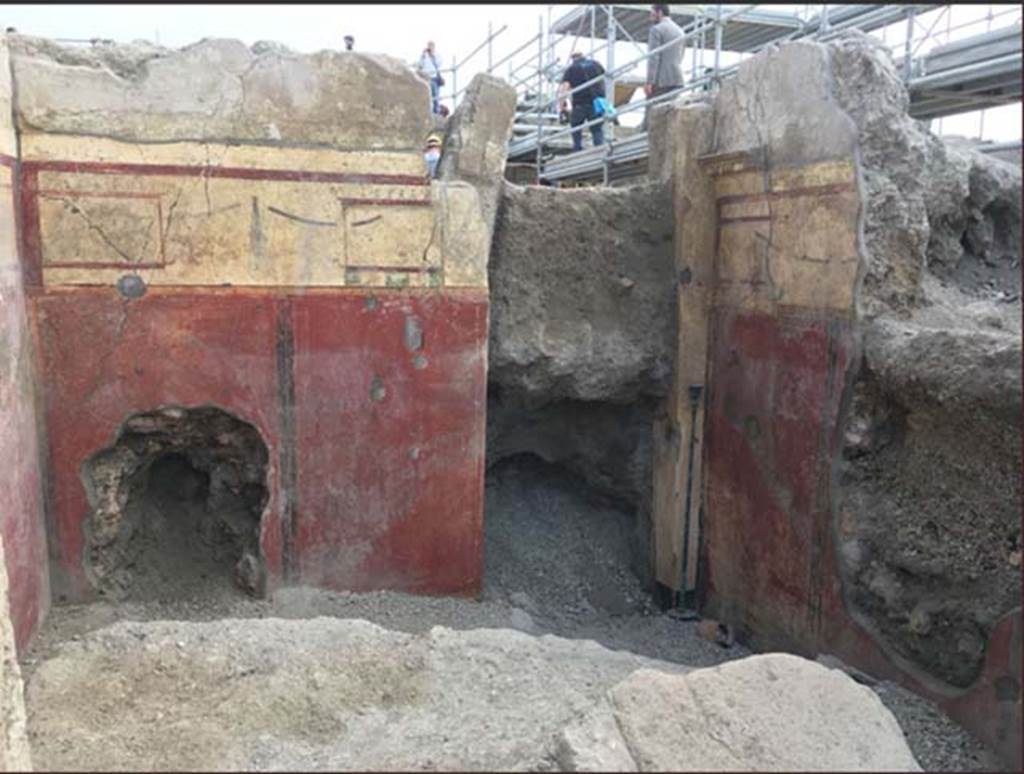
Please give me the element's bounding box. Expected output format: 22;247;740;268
872;680;1003;772
22;455;1003;770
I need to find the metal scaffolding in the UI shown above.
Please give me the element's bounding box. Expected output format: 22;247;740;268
443;4;1023;186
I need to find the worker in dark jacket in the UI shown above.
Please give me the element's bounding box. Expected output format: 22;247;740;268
558;51;606;152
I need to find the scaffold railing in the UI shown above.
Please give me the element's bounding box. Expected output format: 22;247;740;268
444;4;1022;185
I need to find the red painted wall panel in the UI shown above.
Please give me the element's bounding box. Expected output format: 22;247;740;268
703;309;851;654
291;290;488;594
30;287;488;602
31;289;284;599
1;152;49;651
702;307;1022;768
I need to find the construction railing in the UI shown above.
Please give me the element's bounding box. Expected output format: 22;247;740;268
445;4;1022;185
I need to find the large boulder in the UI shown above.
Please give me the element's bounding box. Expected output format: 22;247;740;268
559;654;921;771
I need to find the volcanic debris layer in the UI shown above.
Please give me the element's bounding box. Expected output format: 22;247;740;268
829;32;1022;690
488;30;1021;694
487;180;677;583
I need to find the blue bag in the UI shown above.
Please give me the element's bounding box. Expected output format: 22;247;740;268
592;96;616;117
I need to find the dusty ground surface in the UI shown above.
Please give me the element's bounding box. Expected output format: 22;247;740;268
23;456;1001;771
28;618;687;771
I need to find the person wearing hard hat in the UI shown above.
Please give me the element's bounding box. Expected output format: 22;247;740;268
423;134;443;179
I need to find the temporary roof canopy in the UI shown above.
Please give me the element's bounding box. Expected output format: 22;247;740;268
549;4;803;52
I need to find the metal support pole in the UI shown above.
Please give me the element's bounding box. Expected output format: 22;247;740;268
605;4;616;155
451;55;457;112
714;4;723;89
546;5;554;70
679;384;703;600
903;7;915;81
980;3;993;138
590;3;596;59
698;20;705;75
691;10;699;81
487;21;493;73
535;15;544;179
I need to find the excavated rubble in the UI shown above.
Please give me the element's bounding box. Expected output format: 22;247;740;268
81;406;270;602
485;30;1022;692
24;619;922;772
487;181;676;581
829;31;1022;688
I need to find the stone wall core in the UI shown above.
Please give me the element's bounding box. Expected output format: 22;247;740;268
82;406;269;601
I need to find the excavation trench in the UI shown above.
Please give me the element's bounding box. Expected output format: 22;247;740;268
81;406;270;602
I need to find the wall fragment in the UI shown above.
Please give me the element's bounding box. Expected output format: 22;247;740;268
0;32;49;652
11;34;508;604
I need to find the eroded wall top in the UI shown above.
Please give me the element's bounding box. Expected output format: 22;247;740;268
0;38;14;156
10;36;432;149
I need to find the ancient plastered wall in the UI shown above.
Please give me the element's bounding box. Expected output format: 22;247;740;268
13;37;495;601
1;533;32;771
20;136;487;290
0;35;49;653
658;39;1020;767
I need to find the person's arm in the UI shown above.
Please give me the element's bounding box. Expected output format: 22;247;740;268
558;65;573;111
558;79;571;112
593;61;607;99
645;25;661;97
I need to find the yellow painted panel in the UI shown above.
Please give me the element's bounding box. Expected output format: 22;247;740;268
39;193;162;267
770;189;860;265
715;170;765;198
714;159;856;199
343;204;440;269
716;221;769;285
720;198;770;221
439;183;489;289
263;186;345;287
35;159;489;290
713;171;861;314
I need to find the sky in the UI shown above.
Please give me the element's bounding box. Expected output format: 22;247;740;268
2;3;1020;142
